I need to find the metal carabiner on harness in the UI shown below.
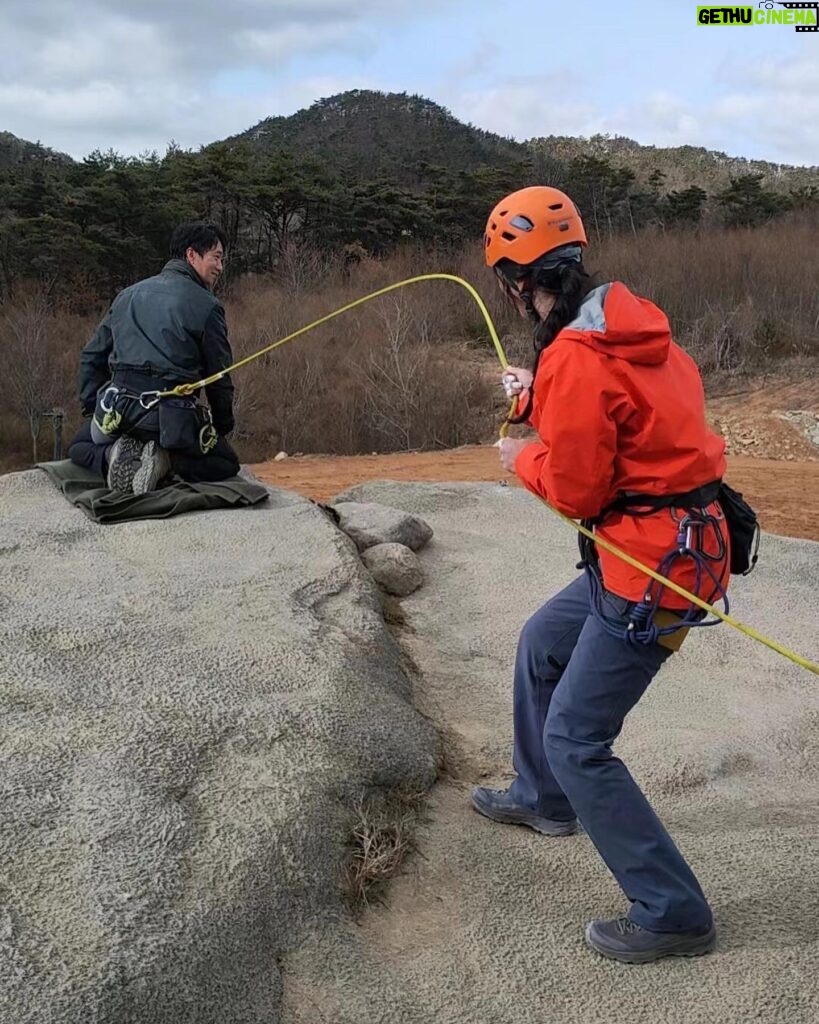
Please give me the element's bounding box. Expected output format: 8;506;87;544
139;391;162;410
684;517;699;554
100;385;121;414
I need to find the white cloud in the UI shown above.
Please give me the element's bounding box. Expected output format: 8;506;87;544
607;58;819;166
445;40;500;84
601;92;716;150
0;2;815;167
719;54;819;93
0;0;443;156
235;22;376;63
37;22;176;84
444;73;598;141
444;57;818;168
0;72;381;158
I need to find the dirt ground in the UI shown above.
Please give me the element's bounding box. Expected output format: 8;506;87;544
707;377;819;463
250;447;819;542
250;377;819;542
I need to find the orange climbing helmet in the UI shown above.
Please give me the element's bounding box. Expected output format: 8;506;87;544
484;186;587;270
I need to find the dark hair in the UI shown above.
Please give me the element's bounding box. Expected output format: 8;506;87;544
530;262;595;371
169;222;227;259
500;259;596;425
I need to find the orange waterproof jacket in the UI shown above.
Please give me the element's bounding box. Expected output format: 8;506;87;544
514;281;729;608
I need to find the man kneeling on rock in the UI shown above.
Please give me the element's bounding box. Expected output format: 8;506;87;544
69;222;239;494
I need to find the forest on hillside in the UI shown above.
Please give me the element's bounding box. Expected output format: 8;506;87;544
1;91;817;471
1;137;817;305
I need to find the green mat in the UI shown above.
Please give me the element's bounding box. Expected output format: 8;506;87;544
38;460;269;525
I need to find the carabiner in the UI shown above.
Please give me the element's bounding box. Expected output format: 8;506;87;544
139;391;162;410
100;385;120;414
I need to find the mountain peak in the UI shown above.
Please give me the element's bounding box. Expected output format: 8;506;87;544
228;90;523;185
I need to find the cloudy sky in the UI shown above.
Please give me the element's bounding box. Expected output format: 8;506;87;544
1;0;817;166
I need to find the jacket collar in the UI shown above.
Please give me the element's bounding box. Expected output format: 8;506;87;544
162;258;209;290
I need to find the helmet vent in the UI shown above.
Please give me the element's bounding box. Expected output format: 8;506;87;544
509;215;534;231
549;203;564;211
501;231;517;241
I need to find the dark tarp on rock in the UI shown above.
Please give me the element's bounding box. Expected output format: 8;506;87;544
38;459;269;524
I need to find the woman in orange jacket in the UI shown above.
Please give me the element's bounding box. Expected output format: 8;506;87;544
472;186;730;963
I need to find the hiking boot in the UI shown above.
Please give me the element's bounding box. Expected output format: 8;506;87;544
106;435;144;492
470;786;578;836
132;441;172;495
585;916;717;964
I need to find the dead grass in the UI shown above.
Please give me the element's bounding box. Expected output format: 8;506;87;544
341;594;434;913
342;785;428;914
2;218;817;471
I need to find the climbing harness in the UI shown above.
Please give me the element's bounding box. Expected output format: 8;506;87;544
140;273;816;676
576;479;742;648
93;378;215;455
583;500;730;648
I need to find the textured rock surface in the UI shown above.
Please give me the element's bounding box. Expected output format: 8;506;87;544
331;501;433;553
5;467;819;1024
0;469;438;1024
286;480;819;1024
361;543;423;597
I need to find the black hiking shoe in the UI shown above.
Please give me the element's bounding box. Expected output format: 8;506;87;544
106;435;144;492
585;916;717;964
470;787;578;836
132;441;172;495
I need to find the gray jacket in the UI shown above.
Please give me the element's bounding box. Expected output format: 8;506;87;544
79;260;235;434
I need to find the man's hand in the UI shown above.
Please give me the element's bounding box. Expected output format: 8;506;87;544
501;366;534;399
497;437;531;474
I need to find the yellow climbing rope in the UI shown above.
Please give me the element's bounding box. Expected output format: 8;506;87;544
158;274;818;676
157;274;511;396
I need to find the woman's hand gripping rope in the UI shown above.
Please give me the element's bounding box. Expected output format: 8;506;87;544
496;366;532;471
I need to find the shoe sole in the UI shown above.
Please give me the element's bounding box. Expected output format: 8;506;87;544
107;436;144;492
470;795;578;837
584;923;717;964
132;442;171;495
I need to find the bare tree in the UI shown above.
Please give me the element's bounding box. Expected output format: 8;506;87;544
3;288;59;464
276;240;339;298
361;296;430;451
264;347;323;453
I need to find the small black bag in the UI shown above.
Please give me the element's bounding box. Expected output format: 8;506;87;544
158;397;200;452
718;482;760;575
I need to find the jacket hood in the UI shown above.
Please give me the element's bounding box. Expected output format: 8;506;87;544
560;282;671;365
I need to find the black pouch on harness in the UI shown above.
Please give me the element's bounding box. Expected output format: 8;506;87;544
158;397;200;452
718;482;760;575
